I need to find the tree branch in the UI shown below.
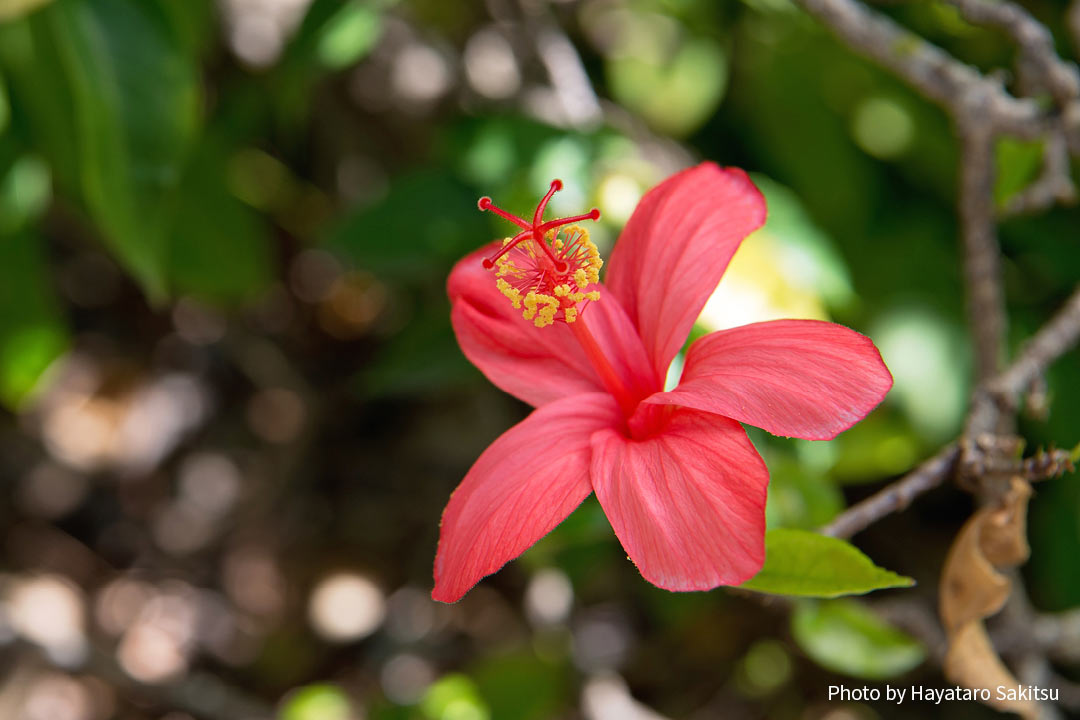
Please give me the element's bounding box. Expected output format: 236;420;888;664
822;281;1080;538
819;444;960;539
992;286;1080;401
1034;609;1080;664
792;0;1048;136
944;0;1080;104
958;121;1009;386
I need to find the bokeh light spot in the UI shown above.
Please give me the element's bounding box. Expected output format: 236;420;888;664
308;573;385;642
524;568;574;627
852;97;914;159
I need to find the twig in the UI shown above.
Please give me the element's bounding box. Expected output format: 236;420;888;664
823;281;1080;537
819;444;960;539
533;24;603;129
944;0;1080;103
1033;609;1080;664
958;120;1008;386
872;597;948;663
943;0;1079;218
998;582;1068;720
792;0;1048;136
508;0;603;130
992;286;1080;401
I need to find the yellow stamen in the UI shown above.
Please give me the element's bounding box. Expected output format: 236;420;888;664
522;291;538;320
488;226;603;328
496;278;522;308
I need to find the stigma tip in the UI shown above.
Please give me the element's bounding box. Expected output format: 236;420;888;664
551;179;564;191
478;196;492;211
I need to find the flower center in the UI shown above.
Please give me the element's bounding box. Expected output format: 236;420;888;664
477;180;602;328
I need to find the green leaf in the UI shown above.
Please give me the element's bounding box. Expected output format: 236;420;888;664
357;299;478;398
0;231;67;408
421;675;490;720
165;137;273;305
471;653;567;720
0;0;199;301
325;169;490;280
279;683;354;720
739;528;914;597
272;0;387;128
0;153;51;233
606;26;727;137
791;600;925;679
286;0;385;70
0;0;53;22
316;1;382;70
764;460;845;531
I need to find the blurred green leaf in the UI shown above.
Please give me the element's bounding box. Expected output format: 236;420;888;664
165;138;273;304
871;308;968;441
765;460;845;530
732;18;883;235
358;299;478;398
0;231;67;408
994;137;1043;210
791;600;925;679
316;1;382;70
0;0;52;21
274;0;387;127
288;0;388;69
739;528;914;597
446;116;572;190
157;0;215;57
326;169;489;280
607;33;727;137
279;683;354;720
0;0;199;300
0;153;50;233
1028;469;1080;610
421;675;489;720
752;176;855;311
829;410;926;484
471;653;566;720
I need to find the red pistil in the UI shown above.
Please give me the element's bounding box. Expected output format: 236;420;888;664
570;317;639;418
478;180;600;273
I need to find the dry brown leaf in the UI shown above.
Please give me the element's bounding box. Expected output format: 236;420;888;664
940;477;1037;719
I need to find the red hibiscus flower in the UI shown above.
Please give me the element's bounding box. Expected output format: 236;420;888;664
433;162;892;602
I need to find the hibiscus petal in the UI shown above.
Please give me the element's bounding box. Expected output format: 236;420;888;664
647;319;893;441
449;244;657;407
605;163;766;376
433;392;622;603
590;409;769;590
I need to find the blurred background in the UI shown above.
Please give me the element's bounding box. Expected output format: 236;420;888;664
0;0;1077;718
